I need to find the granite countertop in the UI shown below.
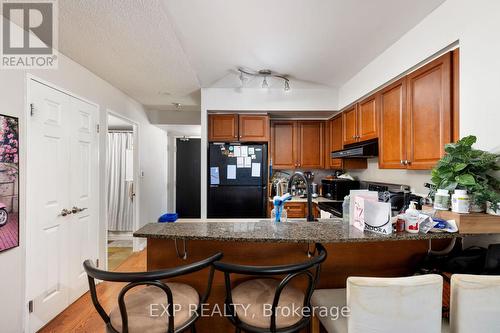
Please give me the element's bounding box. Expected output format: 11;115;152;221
133;219;467;244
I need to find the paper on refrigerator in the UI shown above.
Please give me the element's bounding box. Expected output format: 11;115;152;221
227;165;236;179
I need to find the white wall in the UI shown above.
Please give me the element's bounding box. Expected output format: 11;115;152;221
200;87;338;217
0;52;167;332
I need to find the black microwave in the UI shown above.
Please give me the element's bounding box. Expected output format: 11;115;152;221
321;179;360;200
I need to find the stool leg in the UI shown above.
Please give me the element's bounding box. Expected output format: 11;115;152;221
311;315;320;333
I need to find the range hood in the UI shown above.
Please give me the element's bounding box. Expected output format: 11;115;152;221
331;139;378;159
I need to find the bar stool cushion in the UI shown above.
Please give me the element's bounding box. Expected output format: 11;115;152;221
232;278;304;329
109;282;199;333
311;288;347;333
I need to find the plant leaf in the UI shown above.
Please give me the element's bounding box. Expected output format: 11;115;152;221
456;174;476;186
453;163;467;172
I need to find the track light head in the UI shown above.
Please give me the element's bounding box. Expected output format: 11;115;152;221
261;76;269;89
284;80;290;91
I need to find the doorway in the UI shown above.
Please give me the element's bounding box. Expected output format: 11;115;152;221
176;138;201;218
106;113;137;270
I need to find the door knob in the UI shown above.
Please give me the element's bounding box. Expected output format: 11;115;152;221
59;208;72;217
71;206;88;214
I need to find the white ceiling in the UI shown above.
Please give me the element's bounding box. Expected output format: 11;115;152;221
163;0;445;88
58;0;445;110
58;0;200;108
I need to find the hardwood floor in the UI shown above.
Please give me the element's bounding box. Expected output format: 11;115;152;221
38;249;146;333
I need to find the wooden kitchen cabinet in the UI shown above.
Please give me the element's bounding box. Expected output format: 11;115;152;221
238;114;269;142
378;52;452;170
271;121;324;170
298;121;324;169
208;114;238;141
271;121;297;169
379;78;407;169
342;105;358;145
326;115;367;170
406;52;451;169
342;95;378;146
329;115;343;169
284;202;306;218
208;114;269;142
358;94;378;141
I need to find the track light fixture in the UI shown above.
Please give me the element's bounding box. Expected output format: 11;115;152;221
261;76;269;88
237;67;290;91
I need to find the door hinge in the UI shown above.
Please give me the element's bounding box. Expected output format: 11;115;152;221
96;124;100;133
96;259;99;267
30;103;34;116
28;300;34;313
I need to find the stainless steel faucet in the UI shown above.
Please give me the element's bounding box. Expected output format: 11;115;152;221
288;171;315;222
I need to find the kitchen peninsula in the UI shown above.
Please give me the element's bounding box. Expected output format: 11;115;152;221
134;219;473;332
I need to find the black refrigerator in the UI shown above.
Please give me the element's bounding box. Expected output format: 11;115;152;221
208;143;268;218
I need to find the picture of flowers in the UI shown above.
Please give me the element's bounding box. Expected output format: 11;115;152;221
0;115;19;253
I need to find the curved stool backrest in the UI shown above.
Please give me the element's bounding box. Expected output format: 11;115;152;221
214;243;327;333
83;252;223;333
347;274;443;333
450;274;500;333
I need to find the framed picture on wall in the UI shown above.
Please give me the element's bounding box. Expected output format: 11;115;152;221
0;114;19;253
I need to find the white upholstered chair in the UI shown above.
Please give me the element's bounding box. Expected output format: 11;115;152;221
447;274;500;333
311;274;443;333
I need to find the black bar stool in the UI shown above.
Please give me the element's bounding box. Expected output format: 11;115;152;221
214;243;327;333
83;252;223;333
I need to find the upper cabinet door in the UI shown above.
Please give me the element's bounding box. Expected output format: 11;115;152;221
357;95;378;142
238;114;269;142
379;78;407;169
208;114;238;142
271;121;297;169
298;121;324;169
406;52;451;170
329;115;343;169
342;105;358;145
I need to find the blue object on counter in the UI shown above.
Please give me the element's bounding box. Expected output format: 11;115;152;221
158;213;178;223
273;193;293;222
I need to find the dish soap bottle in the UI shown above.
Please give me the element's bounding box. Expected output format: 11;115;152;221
405;201;420;233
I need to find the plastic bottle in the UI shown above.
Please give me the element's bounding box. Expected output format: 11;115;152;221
452;189;470;213
405;201;420;233
342;195;350;223
434;189;451;210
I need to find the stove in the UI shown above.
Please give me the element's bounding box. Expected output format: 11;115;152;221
317;201;343;218
318;181;413;218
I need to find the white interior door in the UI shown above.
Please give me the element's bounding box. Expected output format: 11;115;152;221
68;97;99;302
27;80;99;332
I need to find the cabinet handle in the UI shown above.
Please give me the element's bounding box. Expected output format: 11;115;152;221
405;160;411;165
400;160;404;165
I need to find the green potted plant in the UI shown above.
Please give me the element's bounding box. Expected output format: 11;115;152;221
430;135;500;213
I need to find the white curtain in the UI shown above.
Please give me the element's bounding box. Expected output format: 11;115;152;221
107;132;134;231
